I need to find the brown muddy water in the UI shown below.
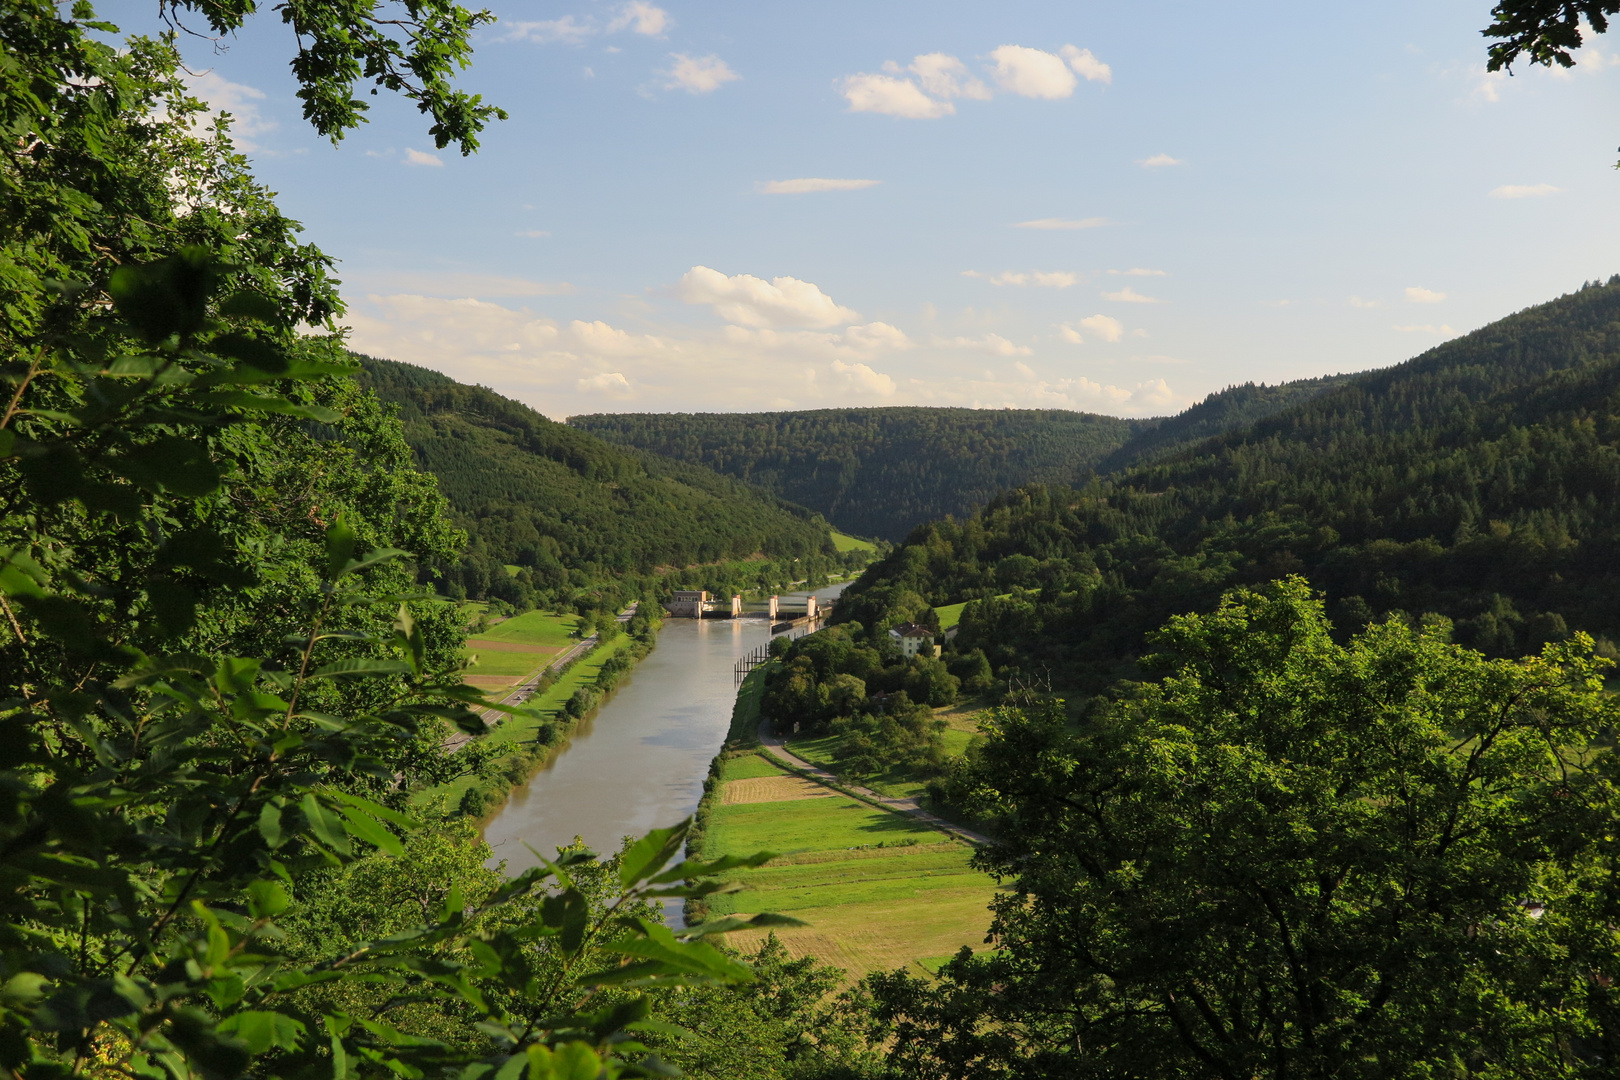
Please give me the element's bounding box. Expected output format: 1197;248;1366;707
481;583;849;878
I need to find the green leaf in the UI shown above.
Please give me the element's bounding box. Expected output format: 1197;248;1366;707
0;972;51;1008
336;547;408;579
0;429;14;458
588;918;754;986
541;889;590;954
647;849;778;884
109;248;222;344
146;578;198;638
335;804;404;857
619;821;690;890
324;516;357;580
216;1011;305;1054
328;791;418;829
679;913;806;937
527;1042;601;1080
210;332;288;373
300;794;352;856
19;444;83;504
258;802;284;849
197;389;342;422
310;658;413;680
113;436;221;497
217;289;284;325
246;879;291;919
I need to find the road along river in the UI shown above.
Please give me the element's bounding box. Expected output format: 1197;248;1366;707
481;582;849;878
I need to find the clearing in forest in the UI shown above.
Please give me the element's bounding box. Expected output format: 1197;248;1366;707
703;751;998;976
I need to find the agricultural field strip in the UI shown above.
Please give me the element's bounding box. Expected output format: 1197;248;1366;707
706;750;999;973
413;634;634;807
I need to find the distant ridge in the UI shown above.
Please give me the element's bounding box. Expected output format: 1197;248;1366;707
570;382;1352;541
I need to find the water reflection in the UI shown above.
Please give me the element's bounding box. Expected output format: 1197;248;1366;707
482;581;850;876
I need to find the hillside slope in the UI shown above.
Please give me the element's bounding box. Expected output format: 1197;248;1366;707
836;279;1620;687
354;356;836;606
567;407;1138;541
570;385;1354;543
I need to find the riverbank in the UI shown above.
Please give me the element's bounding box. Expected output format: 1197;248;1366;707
414;611;660;819
688;665;999;977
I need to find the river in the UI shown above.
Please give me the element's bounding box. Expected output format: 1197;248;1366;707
481;582;849;878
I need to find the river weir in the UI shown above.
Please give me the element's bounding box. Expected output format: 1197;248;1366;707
481;582;848;876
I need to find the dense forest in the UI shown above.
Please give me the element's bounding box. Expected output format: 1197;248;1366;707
571;383;1352;541
356;355;852;610
836;277;1620;688
568;406;1134;540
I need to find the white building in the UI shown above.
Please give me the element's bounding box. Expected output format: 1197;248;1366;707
888;622;935;658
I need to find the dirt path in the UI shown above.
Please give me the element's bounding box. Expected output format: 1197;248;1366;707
757;719;992;846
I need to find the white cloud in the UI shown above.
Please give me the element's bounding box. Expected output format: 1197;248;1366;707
404;148;443;168
184;71;277;150
842;44;1105;119
1102;286;1163;304
1109;268;1167;276
935;333;1033;357
963;270;1077;288
1138;153;1184;168
830;359;898;396
677;266;858;328
1060;45;1112;84
1394;324;1460;336
1347;296;1381;308
908;53;992;100
1013;216;1108;230
760;178;881;194
1405;286;1446;303
514;230;552;238
1490;182;1562;198
988;45;1077;99
502;16;594;44
1079;314;1125;342
665;54;740;93
843;322;914;350
607;2;669;35
578;371;633;396
842;73;954;118
343;291;1181;417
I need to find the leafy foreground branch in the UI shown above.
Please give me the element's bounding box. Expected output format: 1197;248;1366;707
0;250;793;1080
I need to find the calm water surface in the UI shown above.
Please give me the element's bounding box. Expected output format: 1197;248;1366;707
482;582;848;876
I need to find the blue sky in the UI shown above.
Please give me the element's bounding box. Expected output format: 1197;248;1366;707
114;0;1620;417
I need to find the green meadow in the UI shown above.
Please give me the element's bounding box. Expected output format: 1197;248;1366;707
704;749;999;976
831;531;878;554
478;610;582;648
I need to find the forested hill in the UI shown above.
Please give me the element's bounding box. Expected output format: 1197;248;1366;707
836;277;1620;689
569;384;1353;542
354;355;835;605
567;407;1138;541
1096;373;1356;471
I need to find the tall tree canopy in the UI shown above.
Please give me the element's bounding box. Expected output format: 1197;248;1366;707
869;579;1620;1078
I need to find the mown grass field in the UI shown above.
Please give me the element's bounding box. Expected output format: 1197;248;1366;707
478;610;582;648
705;748;998;976
934;601;967;631
461;611;584;691
831;531;878;553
